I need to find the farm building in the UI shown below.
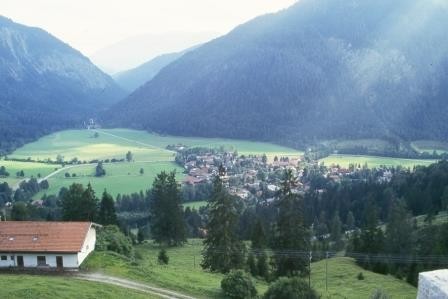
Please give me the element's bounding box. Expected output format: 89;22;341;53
0;221;99;270
417;269;448;299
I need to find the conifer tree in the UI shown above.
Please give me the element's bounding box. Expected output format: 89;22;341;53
150;171;186;246
202;166;245;273
272;169;309;277
98;190;117;225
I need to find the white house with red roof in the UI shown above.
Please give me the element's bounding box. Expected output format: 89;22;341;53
0;221;99;270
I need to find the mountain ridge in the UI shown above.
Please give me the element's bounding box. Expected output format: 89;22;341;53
106;0;448;148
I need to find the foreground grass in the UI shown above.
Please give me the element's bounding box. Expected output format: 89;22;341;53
320;154;436;169
82;240;416;299
0;274;158;299
82;240;267;298
311;257;417;299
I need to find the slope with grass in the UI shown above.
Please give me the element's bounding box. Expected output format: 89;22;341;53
320;154;437;169
82;239;417;299
311;257;417;299
0;274;158;299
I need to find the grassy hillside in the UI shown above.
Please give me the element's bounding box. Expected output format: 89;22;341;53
0;274;157;299
320;154;436;169
82;240;416;299
311;257;417;299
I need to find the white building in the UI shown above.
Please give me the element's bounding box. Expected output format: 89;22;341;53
417;269;448;299
0;221;99;270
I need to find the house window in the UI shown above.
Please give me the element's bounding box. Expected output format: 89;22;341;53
37;256;46;266
0;256;7;261
10;256;14;260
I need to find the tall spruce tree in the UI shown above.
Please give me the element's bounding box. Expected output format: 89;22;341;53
272;169;309;277
62;183;98;221
150;171;186;246
98;190;118;225
202;166;245;273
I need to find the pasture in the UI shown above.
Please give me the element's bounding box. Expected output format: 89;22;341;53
0;274;156;299
82;240;416;299
320;154;436;169
412;140;448;154
0;160;61;188
8;128;303;197
34;161;184;198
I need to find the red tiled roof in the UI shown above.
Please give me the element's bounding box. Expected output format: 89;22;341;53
0;221;92;253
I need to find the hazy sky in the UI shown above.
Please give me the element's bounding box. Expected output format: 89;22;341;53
1;0;297;56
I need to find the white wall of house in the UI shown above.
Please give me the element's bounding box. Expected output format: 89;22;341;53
77;226;96;265
417;269;448;299
0;253;78;268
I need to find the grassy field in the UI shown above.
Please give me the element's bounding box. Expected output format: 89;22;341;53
82;239;416;299
7;128;302;197
34;161;184;198
10;129;302;162
412;140;448;154
0;160;61;187
0;274;157;299
320;154;437;169
183;201;208;210
311;257;416;298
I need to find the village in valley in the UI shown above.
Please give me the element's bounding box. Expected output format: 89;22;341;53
171;144;395;204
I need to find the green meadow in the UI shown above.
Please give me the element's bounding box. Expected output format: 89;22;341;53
6;128;302;197
412;140;448;154
320;154;436;169
0;160;61;188
33;161;184;198
82;240;416;299
0;274;157;299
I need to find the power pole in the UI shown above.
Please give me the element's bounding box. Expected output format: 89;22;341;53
309;251;312;288
325;251;329;292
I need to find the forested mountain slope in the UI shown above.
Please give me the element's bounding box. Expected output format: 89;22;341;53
107;0;448;147
0;16;125;153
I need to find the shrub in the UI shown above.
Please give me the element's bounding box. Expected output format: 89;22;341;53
370;289;390;299
357;272;365;280
158;249;169;265
221;270;257;299
264;277;319;299
96;225;134;257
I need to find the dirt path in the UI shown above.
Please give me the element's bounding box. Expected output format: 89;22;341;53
75;273;197;299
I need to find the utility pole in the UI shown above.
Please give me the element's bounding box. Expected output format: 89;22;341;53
309;251;312;288
325;251;329;292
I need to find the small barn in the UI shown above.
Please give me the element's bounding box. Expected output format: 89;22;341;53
0;221;99;270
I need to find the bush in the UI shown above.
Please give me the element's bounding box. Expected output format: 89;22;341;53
357;272;365;280
96;225;134;257
370;289;390;299
264;277;319;299
221;270;257;299
158;249;169;265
